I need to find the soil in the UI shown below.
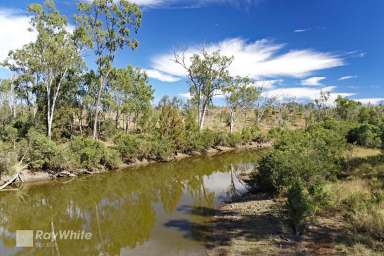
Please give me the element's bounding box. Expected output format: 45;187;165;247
206;192;358;256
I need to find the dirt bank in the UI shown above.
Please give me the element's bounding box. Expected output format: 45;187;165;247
206;192;361;255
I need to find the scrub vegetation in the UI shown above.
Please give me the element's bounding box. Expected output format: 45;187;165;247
0;0;384;255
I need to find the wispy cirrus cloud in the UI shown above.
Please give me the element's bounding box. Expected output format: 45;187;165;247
144;69;180;82
84;0;264;8
294;28;311;33
261;86;354;103
146;38;344;82
338;75;357;81
301;76;326;86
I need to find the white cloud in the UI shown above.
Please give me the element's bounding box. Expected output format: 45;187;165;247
338;75;357;81
0;9;36;62
144;69;180;82
262;86;354;104
355;98;384;105
149;38;343;82
0;9;75;63
179;92;191;99
294;28;310;33
301;76;326;86
84;0;263;8
130;0;165;6
253;79;281;89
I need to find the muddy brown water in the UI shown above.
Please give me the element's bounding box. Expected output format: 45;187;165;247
0;150;266;255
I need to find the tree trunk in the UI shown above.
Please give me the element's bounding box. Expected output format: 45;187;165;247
115;110;120;129
199;103;207;131
93;75;104;139
229;110;234;134
10;79;16;119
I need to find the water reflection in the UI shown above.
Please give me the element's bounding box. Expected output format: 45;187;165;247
0;150;266;255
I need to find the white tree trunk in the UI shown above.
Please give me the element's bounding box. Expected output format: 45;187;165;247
199;103;207;131
229;109;235;134
93;75;104;139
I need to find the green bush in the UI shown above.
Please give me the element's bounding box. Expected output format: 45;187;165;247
0;142;18;176
347;124;381;148
226;132;242;147
26;129;62;171
286;181;311;235
184;129;217;152
70;137;121;170
319;119;358;138
114;133;142;160
241;127;262;143
257;127;346;192
1;125;18;148
151;136;176;161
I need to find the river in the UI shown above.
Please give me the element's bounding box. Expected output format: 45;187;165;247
0;150;266;255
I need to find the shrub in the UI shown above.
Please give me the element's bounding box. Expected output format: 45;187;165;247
184;129;217;152
114;133;141;160
70;137;121;170
1;125;18;148
26;129;62;171
241;126;262;143
0;142;18;176
347;124;381;148
257;128;344;193
151;136;176;161
226;132;242;147
286;181;311;235
319;119;358;138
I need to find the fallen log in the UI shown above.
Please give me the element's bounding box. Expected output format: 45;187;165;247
0;172;21;190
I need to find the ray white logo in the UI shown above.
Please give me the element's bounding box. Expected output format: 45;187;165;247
16;229;92;247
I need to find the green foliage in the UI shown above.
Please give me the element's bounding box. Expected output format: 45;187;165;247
335;96;361;121
175;50;233;130
1;126;18;147
70;137;120;170
319;118;359;138
26;129;61;170
347;124;382;148
114;133;141;160
0;142;18;176
286;181;311;235
241;127;263;143
157;97;186;150
75;0;142;138
258;127;345;194
151;136;176;161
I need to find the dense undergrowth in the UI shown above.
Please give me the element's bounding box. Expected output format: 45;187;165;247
0;113;265;175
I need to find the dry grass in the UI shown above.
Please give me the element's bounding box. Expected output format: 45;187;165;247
345;146;382;159
327;179;371;208
350;205;384;240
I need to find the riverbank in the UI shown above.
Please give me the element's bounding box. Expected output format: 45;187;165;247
206;147;384;256
0;141;272;189
206;192;354;256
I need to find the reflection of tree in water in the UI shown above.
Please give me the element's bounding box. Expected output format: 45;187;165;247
0;150;265;255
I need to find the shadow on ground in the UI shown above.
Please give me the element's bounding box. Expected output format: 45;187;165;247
165;194;362;256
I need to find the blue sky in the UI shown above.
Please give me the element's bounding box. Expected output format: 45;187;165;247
0;0;383;105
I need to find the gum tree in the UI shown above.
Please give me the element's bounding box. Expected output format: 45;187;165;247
175;50;232;130
4;0;82;139
225;77;261;133
75;0;142;139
